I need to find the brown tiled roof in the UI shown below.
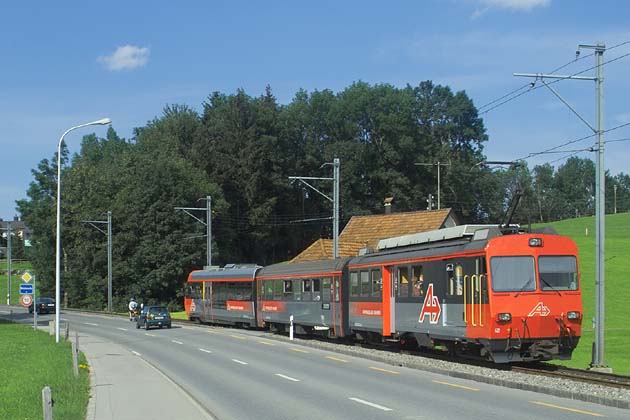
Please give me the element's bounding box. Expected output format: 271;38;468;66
340;208;454;249
290;239;365;263
291;208;455;262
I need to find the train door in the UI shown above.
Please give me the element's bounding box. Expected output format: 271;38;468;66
204;281;213;322
464;257;487;332
444;263;466;328
381;266;395;336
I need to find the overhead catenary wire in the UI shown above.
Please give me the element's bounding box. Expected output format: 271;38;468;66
479;44;630;116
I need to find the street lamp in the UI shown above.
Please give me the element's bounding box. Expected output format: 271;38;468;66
55;118;111;343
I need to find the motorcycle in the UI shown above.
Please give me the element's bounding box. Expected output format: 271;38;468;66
129;308;139;322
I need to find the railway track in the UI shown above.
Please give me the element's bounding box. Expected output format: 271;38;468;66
348;339;630;390
511;364;630;390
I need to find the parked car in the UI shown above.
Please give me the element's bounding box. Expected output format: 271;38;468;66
28;297;56;314
136;305;171;330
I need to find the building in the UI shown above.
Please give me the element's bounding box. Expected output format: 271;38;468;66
0;216;32;259
291;207;459;263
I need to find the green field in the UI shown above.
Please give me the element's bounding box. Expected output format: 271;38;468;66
0;320;90;420
538;212;630;374
0;260;34;306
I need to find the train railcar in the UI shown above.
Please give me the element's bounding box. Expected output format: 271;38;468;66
255;259;350;338
184;264;260;327
348;225;582;362
183;225;582;363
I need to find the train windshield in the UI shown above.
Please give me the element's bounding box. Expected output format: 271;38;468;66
490;256;536;292
538;256;578;291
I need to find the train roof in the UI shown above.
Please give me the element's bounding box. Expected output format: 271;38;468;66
350;225;502;266
258;257;352;278
189;264;260;281
377;224;502;250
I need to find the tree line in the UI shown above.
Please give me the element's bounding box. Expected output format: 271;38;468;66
13;81;630;310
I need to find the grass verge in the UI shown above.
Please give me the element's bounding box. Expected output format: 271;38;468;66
170;310;188;320
0;319;90;420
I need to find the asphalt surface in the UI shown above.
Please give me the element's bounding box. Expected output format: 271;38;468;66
3;305;629;419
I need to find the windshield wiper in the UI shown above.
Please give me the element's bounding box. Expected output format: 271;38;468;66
540;276;562;296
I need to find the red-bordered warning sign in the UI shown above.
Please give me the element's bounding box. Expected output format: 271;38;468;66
20;294;33;307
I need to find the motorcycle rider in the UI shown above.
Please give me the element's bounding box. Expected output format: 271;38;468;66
128;297;138;321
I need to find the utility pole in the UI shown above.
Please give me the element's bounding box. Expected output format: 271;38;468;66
289;158;340;258
415;161;450;210
175;195;212;268
2;222;11;305
107;211;112;311
613;185;617;214
515;42;609;371
83;212;113;312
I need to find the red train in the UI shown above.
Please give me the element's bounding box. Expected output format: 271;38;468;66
185;225;582;363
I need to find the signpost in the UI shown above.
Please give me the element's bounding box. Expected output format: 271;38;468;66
20;271;37;329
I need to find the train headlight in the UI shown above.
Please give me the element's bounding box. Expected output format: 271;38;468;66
529;238;543;247
497;313;512;322
567;311;581;320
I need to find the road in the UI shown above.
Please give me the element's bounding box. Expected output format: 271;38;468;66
2;305;628;419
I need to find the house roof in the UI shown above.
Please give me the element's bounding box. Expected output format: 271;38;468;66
291;208;457;263
290;239;365;263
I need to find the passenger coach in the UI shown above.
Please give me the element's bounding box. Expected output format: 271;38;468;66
184;264;260;327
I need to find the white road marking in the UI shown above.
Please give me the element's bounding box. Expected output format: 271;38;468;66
172;340;184;345
131;350;142;356
199;348;213;354
84;322;98;326
275;373;300;382
145;333;156;337
348;397;392;412
232;359;248;365
117;327;128;331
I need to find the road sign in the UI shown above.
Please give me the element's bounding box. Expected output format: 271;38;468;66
20;294;33;307
20;283;34;294
21;272;33;283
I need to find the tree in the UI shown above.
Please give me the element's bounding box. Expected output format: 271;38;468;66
554;157;595;219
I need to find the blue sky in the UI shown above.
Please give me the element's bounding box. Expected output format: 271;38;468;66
2;0;629;219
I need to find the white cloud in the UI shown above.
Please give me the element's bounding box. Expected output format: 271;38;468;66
98;45;150;71
480;0;551;10
472;0;550;18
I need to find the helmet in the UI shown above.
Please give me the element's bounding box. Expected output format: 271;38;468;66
131;297;136;301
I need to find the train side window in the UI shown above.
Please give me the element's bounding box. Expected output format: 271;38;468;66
283;280;293;299
398;266;409;297
360;271;370;296
312;278;321;301
264;281;274;300
371;269;382;298
350;271;359;297
294;280;302;301
273;280;283;300
412;265;424;297
334;276;340;302
455;265;464;296
322;277;331;301
302;279;312;301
